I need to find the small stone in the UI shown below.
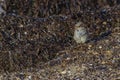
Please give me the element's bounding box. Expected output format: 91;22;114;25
81;64;87;71
93;51;99;55
19;24;24;28
103;22;107;25
105;50;112;55
61;70;67;74
24;32;27;35
88;45;92;49
28;75;32;80
101;61;106;64
108;68;112;71
99;46;102;49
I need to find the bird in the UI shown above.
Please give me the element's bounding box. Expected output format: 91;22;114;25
73;22;88;43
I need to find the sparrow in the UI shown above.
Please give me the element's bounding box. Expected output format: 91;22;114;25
73;22;88;43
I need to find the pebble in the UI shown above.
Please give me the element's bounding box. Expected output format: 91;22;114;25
24;32;27;35
19;24;24;28
61;70;67;74
99;46;102;49
105;50;112;55
103;22;107;25
88;45;92;49
101;61;106;64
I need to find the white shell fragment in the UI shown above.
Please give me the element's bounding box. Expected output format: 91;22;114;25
73;22;88;43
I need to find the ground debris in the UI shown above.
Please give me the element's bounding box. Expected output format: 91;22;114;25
0;1;120;80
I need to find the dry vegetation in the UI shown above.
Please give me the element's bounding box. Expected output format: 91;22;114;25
0;0;120;80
